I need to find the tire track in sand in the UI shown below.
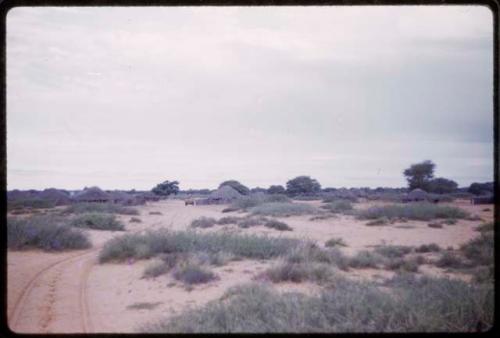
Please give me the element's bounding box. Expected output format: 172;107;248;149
9;248;99;333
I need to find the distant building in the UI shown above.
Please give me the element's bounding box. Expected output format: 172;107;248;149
402;188;428;203
196;186;242;205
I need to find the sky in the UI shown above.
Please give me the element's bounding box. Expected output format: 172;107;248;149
7;6;494;191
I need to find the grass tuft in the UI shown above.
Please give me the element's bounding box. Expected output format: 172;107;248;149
70;213;125;231
190;217;217;228
357;202;469;221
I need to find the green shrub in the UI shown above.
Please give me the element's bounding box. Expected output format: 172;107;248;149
374;245;413;259
217;216;241;225
264;219;293;231
460;232;494;266
173;263;217;285
348;250;385;269
325;238;347;248
365;217;390;226
237;216;267;228
7;216;91;251
143;260;173;278
415;243;441;253
249;202;317;217
8;198;56;210
321;200;353;214
142;276;493;332
64;203;138;215
428;222;443;229
475;222;494;233
264;262;335;284
99;229;301;263
357;202;469;221
435;251;466;269
190;217;217;228
71;213;125;231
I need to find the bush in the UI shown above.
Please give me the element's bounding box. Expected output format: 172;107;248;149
217;216;241;225
384;257;421;272
475;222;494;233
286;176;321;196
99;229;301;263
149;211;163;215
129;217;142;223
230;194;290;211
264;220;293;231
460;232;493;266
365;218;390;226
143;260;172;278
8;198;56;210
264;262;335;284
415;243;441;253
428;222;443;229
190;217;217;228
321;200;353;214
348;251;385;269
222;207;239;213
357;203;469;221
237;216;267;228
249;202;317;217
64;203;139;215
325;238;347;248
285;243;350;271
435;251;466;269
142;276;493;332
374;245;413;259
173;263;217;285
7;216;91;251
71;213;125;231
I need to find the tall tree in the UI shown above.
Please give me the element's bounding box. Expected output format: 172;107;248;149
286;176;321;196
152;180;180;197
403;160;435;191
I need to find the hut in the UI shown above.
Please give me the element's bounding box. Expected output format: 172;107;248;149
471;195;494;205
39;188;72;206
107;191;139;205
73;187;111;203
197;186;242;205
402;188;428;203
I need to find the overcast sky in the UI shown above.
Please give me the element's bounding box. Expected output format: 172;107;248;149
7;6;493;191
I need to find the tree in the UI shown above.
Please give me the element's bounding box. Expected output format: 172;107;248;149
250;187;267;193
286;176;321;196
152;180;179;197
468;182;494;195
268;185;286;194
403;160;435;191
426;177;458;194
218;180;250;195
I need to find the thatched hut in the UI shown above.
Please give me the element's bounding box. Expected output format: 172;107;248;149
39;188;72;206
107;191;139;205
73;187;111;203
197;186;242;205
402;188;428;203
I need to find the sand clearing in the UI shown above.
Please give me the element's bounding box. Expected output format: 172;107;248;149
7;199;493;333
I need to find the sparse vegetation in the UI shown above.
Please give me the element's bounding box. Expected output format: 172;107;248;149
348;250;385;269
365;217;389;226
237;216;267;228
99;229;301;263
415;243;441;253
460;232;493;266
475;222;494;233
374;245;413;259
7;216;91;251
143;259;174;278
325;238;347;248
149;211;163;215
321;200;353;214
249;202;317;217
127;302;162;311
129;217;142;223
190;217;217;228
435;251;467;269
8;198;56;210
263;261;335;284
217;216;241;225
173;262;217;285
71;213;125;231
357;202;469;221
264;219;293;231
64;203;139;215
428;222;443;229
143;275;493;332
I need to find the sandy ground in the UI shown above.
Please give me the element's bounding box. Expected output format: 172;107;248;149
7;199;493;333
